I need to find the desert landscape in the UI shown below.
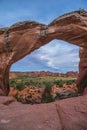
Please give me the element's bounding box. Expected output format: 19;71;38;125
0;1;87;129
9;71;78;104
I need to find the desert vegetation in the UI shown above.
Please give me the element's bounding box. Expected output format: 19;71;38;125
9;75;78;104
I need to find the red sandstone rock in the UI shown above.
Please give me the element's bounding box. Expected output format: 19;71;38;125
77;48;87;93
0;89;5;96
0;95;87;130
66;71;78;78
0;96;62;130
56;95;87;130
83;87;87;95
0;10;87;95
9;71;78;79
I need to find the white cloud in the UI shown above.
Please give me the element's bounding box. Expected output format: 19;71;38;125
11;40;80;72
35;40;80;71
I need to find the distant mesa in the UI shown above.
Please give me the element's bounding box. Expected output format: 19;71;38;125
9;71;78;79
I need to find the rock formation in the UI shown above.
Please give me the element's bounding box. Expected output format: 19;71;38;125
0;9;87;95
0;92;87;130
9;71;78;79
77;48;87;92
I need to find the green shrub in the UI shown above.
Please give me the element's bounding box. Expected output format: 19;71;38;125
58;80;64;87
66;79;76;85
9;79;17;87
54;80;64;87
25;81;31;86
15;82;25;91
41;82;54;103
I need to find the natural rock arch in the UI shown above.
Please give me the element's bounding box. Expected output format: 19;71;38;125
0;9;87;95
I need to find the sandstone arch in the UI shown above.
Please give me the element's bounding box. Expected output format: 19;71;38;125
0;9;87;95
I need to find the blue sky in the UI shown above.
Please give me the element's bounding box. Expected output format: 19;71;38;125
0;0;87;72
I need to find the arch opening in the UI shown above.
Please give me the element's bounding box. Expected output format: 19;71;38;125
9;40;81;103
10;40;80;73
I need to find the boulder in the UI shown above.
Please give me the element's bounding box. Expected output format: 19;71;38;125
55;89;78;99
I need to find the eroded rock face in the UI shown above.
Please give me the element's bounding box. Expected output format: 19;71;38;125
0;10;87;95
0;22;47;95
77;47;87;93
